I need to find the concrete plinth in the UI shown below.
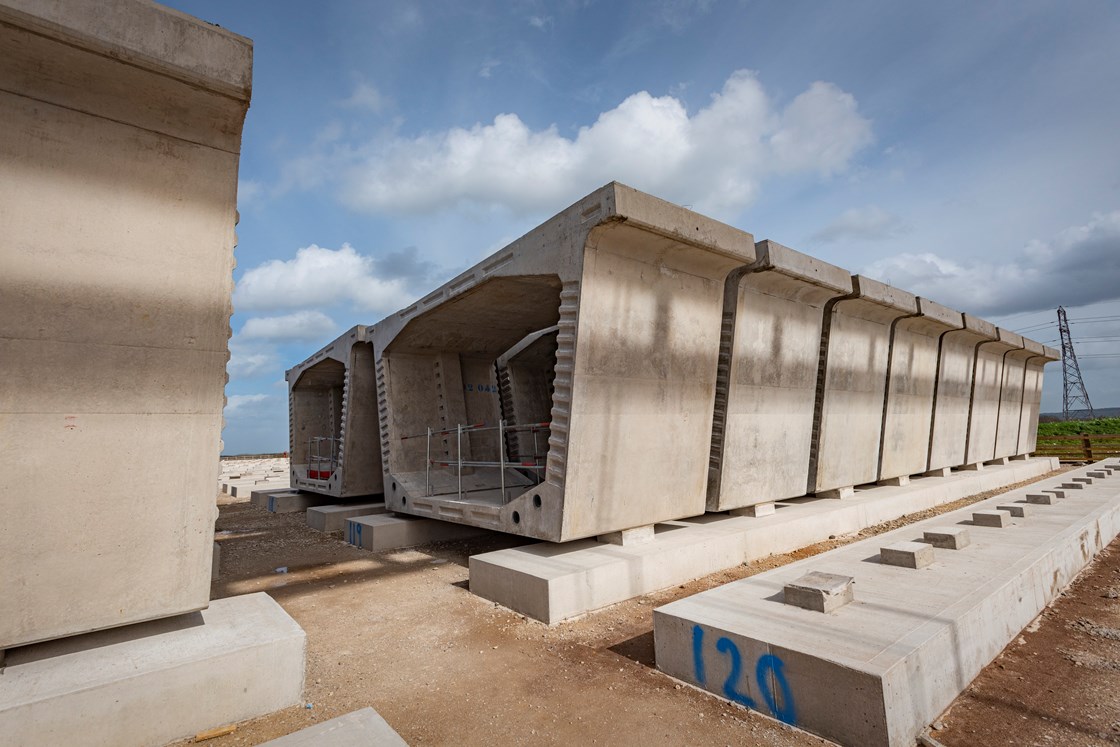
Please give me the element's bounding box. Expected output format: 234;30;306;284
307;502;387;533
470;457;1058;623
597;526;655;546
264;707;407;746
653;462;1120;747
921;526;970;549
972;509;1012;527
346;513;491;552
782;572;854;613
997;503;1032;518
1026;493;1057;505
0;593;305;747
879;541;934;569
264;491;340;514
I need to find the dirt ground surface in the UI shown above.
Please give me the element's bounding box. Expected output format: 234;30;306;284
173;465;1120;746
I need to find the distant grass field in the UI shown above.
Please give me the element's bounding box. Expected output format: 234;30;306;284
1037;417;1120;436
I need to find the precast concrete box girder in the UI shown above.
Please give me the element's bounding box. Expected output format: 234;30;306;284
286;325;383;498
927;314;999;473
965;327;1024;465
707;240;853;511
877;297;963;483
810;276;920;496
374;182;757;542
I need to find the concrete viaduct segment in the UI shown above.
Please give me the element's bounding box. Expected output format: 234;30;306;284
289;183;1057;544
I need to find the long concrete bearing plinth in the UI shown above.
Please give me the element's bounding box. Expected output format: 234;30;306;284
653;460;1120;747
0;593;306;747
470;457;1058;623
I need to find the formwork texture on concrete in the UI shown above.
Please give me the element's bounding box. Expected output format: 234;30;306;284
653;461;1120;747
0;0;251;649
469;457;1058;624
0;593;305;747
286;326;383;499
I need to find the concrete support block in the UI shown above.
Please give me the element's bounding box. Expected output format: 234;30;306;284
997;503;1032;518
986;456;1011;467
818;486;855;500
973;510;1012;527
266;492;338;514
960;462;985;471
730;502;776;517
1010;454;1030;461
877;475;910;487
923;467;952;478
880;541;934;569
598;526;656;546
1060;482;1085;490
1088;471;1109;479
782;572;854;613
1043;489;1067;499
1073;477;1094;485
470;458;1057;623
346;513;490;552
0;594;305;747
251;490;298;509
1026;493;1057;505
307;503;387;533
263;707;407;746
921;527;971;550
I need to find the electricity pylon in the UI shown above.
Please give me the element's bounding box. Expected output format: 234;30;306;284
1058;306;1094;421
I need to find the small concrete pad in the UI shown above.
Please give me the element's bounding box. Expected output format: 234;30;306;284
923;467;952;478
997;503;1032;518
307;502;387;533
880;541;934;569
1087;471;1109;479
1060;482;1085;490
0;593;305;747
598;525;655;546
266;492;337;514
1026;493;1057;505
251;489;299;509
1043;489;1067;499
1073;477;1094;485
921;526;971;550
818;485;855;499
347;513;490;552
730;502;776;517
973;510;1012;527
783;572;854;613
263;707;407;746
877;475;910;487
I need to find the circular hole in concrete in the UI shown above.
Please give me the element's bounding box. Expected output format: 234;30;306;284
402;496;408;505
533;494;542;508
392;481;397;492
512;511;521;524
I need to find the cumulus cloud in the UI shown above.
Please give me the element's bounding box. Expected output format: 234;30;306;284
812;205;909;243
225;393;270;415
227;337;279;380
240;310;337;342
308;70;871;218
222;392;288;455
861;210;1120;316
233;243;417;314
342;81;387;113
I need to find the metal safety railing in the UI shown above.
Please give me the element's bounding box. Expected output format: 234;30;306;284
307;435;338;480
400;421;551;499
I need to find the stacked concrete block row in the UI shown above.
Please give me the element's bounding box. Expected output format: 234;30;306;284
288;182;1057;543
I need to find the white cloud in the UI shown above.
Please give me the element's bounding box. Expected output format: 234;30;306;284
233;243;416;314
861;210;1120;316
237;179;263;208
303;70;871;218
227;337;279;380
222;392;288;455
342;81;387;113
812;205;909;243
479;59;500;78
528;15;552;29
240;310;337;342
225;393;269;416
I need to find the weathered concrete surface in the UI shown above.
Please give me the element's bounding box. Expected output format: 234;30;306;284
1018;345;1060;455
653;462;1120;747
251;490;300;510
878;298;962;482
469;457;1057;623
811;276;919;496
993;336;1039;459
965;328;1023;466
708;240;852;511
263;707;407;746
287;326;383;498
927;315;998;472
307;502;387;532
0;593;305;747
0;0;251;648
376;183;756;542
346;513;492;552
264;491;339;514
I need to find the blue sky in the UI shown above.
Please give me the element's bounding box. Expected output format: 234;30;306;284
167;0;1120;454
